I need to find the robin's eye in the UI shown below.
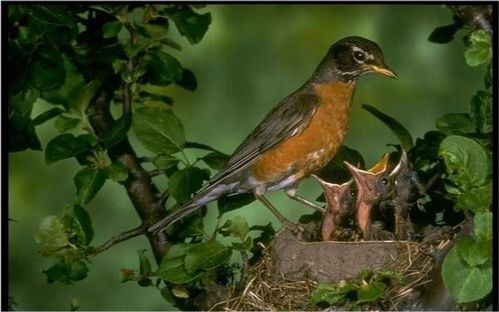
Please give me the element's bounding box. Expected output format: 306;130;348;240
349;189;356;196
353;51;365;62
381;177;389;185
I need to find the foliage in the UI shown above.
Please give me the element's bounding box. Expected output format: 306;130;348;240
360;13;492;306
310;270;403;309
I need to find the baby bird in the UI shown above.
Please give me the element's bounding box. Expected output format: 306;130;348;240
345;154;395;240
312;175;359;241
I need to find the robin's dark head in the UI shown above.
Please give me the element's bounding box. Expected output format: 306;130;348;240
313;36;397;83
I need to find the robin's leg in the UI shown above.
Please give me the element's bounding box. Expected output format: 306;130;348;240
254;191;291;225
285;186;325;213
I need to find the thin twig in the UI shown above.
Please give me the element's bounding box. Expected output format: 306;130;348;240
91;225;146;256
148;169;164;178
159;188;170;207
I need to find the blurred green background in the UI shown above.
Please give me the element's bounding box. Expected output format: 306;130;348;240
9;4;486;310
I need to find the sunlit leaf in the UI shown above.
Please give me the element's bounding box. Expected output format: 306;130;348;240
218;216;249;240
442;246;492;303
464;30;492;67
439;135;489;189
35;216;69;257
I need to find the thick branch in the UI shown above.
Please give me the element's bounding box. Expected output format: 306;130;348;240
89;88;169;263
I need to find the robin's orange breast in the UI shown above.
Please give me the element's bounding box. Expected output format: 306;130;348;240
250;81;356;184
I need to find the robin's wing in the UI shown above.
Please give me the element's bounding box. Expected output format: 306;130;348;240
205;89;321;188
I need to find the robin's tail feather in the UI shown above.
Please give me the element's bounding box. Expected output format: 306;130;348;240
148;183;235;234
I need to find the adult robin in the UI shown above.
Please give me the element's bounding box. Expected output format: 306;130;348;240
149;36;397;234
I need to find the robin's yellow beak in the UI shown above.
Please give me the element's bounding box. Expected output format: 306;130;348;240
366;64;398;79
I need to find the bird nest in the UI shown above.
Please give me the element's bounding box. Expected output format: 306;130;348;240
210;225;455;311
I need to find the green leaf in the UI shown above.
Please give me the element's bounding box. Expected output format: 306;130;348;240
439;135;489;189
184;241;232;272
35;216;69;257
232;237;253;252
138;249;152;276
217;193;256;215
310;284;347;307
72;80;101;115
428;22;463;44
54;115;81;133
362;104;413;150
45;134;92;164
102;20;122;38
9;109;42;152
133;107;185;154
164;243;194;260
470;91;492;134
143;51;184;86
29;4;77;27
43;258;89;284
465;30;492;67
474;211;492;242
456;235;490;267
30;44;65;90
168;167;209;203
74;166;107;205
357;281;386;303
32;107;64;126
442;246;492;303
455;183;492;213
72;204;94;244
135;19;169;39
105;161;129;182
176;68;197;91
153;154;180;170
202;151;229;171
41;57;85;108
155;256;201;284
218;216;249;240
436;113;476;135
162;6;211;44
101;113;132;148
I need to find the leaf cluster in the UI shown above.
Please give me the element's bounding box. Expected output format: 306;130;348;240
310;270;403;309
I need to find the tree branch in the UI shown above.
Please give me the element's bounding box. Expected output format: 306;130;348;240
89;87;169;263
90;225;146;256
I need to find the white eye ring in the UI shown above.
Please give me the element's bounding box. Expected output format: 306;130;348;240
353;51;365;63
